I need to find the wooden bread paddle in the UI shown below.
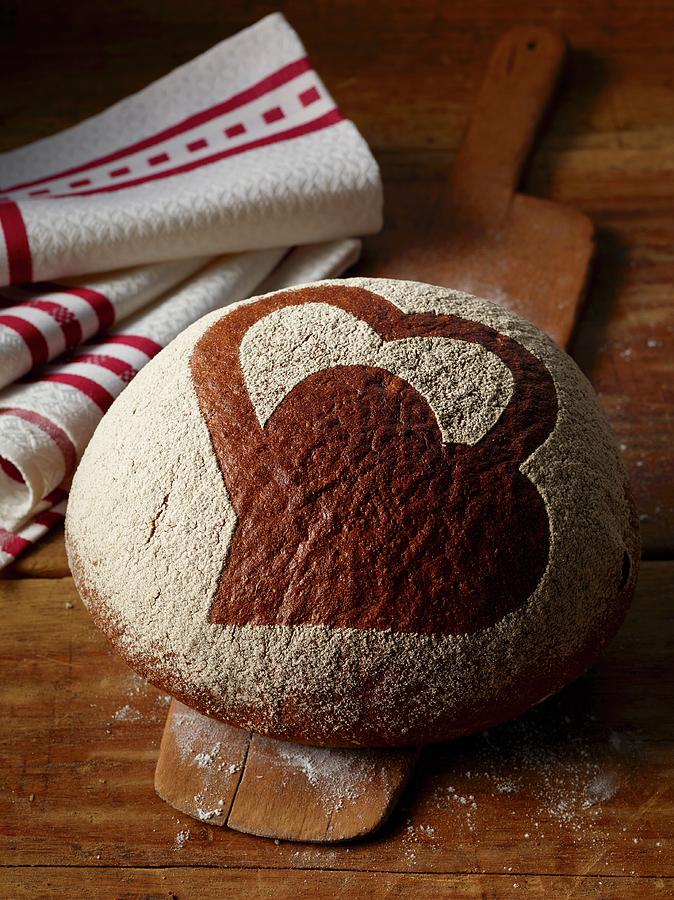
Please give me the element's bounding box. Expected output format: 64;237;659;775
155;700;420;842
154;24;594;843
384;24;594;346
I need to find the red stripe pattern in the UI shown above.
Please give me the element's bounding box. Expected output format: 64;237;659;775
0;62;338;205
25;331;161;414
0;407;78;476
47;109;342;200
0;281;117;383
22;300;82;349
0;457;24;483
0;202;32;284
0;528;31;557
38;373;115;412
33;509;64;528
69;353;138;382
0;495;68;567
1;58;313;195
0;314;49;366
95;334;162;356
33;282;116;331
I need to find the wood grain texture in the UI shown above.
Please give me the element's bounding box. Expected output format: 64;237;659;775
1;0;673;891
383;25;594;348
154;698;419;842
1;868;672;900
1;565;671;879
227;734;419;842
154;699;250;826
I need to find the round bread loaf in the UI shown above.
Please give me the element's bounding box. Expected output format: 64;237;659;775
66;278;639;747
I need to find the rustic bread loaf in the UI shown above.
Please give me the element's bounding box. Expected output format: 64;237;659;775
66;278;639;747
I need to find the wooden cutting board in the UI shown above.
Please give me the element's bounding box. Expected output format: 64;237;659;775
384;24;594;346
154;24;595;844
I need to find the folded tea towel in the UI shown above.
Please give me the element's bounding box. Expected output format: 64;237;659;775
0;12;381;567
0;13;381;285
0;238;361;568
0;259;209;390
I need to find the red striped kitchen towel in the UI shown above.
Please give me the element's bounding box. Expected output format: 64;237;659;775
0;12;381;567
0;239;362;568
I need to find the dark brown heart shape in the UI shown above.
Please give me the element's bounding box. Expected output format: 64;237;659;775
191;284;557;636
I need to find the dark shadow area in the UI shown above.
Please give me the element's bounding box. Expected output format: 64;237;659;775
571;226;630;375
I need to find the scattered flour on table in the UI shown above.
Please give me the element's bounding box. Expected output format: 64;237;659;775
174;829;190;848
429;712;641;842
402;818;441;865
113;704;143;722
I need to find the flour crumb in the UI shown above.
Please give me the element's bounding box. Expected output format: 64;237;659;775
113;704;143;722
175;829;190;848
194;742;222;768
581;772;619;809
276;744;379;815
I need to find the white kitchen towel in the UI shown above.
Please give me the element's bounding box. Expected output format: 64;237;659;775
0;13;381;286
0;258;209;389
0;238;361;568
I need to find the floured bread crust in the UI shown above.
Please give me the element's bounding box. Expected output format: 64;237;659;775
66;278;639;747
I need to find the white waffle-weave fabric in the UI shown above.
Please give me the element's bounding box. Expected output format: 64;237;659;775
0;12;381;567
0;239;362;567
0;13;380;284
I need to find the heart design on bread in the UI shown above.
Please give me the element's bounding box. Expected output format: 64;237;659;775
67;277;639;746
191;284;558;636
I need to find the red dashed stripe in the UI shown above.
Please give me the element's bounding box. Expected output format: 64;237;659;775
187;138;208;152
225;123;246;138
2;57;313;193
49;109;344;199
148;152;170;166
262;106;284;124
299;86;320;106
109;166;130;178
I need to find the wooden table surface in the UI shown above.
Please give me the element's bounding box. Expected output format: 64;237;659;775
1;1;673;897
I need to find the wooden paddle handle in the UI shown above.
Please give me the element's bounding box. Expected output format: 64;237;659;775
449;25;566;225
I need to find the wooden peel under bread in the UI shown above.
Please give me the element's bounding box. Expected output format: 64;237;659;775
152;26;597;843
